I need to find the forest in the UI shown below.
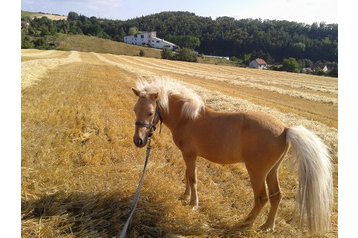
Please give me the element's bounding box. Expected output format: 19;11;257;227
21;11;338;76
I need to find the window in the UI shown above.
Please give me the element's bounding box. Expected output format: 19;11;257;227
141;35;144;38
156;40;160;43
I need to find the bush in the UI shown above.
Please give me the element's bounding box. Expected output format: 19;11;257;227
270;65;282;71
161;48;175;60
282;57;301;73
139;49;145;57
161;48;197;62
34;38;47;49
175;48;197;62
21;35;34;49
315;69;327;76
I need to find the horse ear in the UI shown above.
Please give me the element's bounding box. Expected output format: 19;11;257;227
132;88;141;97
149;92;159;101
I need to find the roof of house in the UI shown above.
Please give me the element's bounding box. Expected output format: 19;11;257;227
151;37;177;46
255;58;267;65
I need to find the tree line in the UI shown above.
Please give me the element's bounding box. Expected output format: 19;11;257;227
21;11;338;76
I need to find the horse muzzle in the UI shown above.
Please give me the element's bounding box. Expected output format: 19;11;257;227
133;136;148;148
133;121;155;148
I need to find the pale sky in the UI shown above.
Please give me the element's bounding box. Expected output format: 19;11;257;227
21;0;338;24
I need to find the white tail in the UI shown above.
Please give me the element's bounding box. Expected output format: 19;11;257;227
286;126;333;234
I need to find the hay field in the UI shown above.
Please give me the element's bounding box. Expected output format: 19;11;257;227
21;49;338;237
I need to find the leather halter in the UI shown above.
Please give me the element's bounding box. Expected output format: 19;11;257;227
135;102;163;136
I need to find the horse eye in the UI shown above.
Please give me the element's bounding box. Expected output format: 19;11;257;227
148;112;153;116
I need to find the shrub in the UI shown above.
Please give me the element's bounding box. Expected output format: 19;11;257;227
175;48;197;62
161;48;175;60
21;35;34;49
282;57;301;73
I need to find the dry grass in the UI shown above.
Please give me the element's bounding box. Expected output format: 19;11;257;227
22;50;338;237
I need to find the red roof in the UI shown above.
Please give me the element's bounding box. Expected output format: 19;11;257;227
255;58;267;65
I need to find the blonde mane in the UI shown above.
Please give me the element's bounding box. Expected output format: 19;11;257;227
135;78;205;120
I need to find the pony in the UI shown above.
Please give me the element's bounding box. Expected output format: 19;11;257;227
131;78;333;234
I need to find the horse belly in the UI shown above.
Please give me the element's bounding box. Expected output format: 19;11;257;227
196;137;244;164
201;152;244;164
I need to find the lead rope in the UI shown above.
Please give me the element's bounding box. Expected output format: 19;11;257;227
119;137;152;238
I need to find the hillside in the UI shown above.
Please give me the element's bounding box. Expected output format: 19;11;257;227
21;10;66;20
21;49;337;237
21;10;338;67
56;34;161;58
125;11;337;62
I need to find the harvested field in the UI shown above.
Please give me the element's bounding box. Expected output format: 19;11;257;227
22;49;338;237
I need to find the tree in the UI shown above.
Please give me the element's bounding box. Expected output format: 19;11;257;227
242;53;252;66
21;30;34;49
299;58;313;68
128;26;138;35
118;27;126;41
40;25;50;36
282;57;301;73
67;11;79;21
33;37;47;49
166;35;200;49
328;64;338;77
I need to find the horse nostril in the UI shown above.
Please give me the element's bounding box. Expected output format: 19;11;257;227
134;137;144;147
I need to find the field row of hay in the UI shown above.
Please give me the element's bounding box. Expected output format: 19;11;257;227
22;49;338;237
94;53;338;128
21;50;81;89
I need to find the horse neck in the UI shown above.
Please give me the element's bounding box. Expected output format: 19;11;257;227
160;95;186;131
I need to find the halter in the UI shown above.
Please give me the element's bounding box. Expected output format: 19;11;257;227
135;101;163;136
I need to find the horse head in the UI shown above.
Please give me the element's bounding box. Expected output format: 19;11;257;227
132;88;161;148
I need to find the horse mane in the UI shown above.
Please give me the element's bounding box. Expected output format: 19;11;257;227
135;78;205;120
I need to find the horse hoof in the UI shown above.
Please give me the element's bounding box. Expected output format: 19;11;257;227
192;205;199;211
179;194;190;201
235;222;253;231
258;224;275;232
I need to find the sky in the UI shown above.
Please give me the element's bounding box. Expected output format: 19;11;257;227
21;0;338;24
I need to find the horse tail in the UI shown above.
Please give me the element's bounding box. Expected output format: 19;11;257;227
286;125;333;234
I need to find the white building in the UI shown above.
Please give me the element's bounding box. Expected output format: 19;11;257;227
124;31;178;51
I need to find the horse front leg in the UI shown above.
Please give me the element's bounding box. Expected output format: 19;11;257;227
183;154;198;209
180;170;191;200
184;170;191;197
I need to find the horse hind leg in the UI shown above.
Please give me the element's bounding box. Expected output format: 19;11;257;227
259;161;283;232
260;145;288;231
237;165;268;230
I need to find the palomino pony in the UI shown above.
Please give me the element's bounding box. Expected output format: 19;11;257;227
131;79;332;234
